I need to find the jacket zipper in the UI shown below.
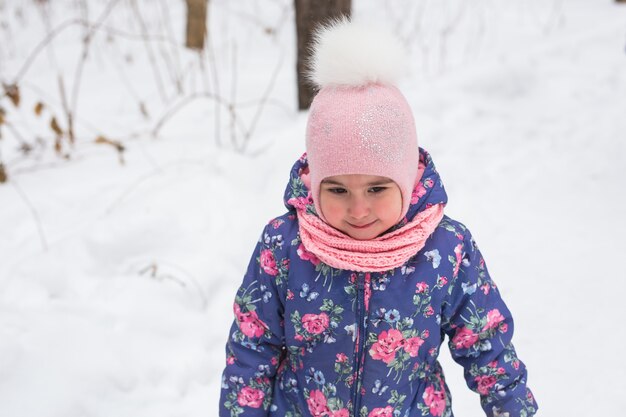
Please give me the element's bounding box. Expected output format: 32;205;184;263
352;273;366;417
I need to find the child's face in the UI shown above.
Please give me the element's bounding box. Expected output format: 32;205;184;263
319;174;402;240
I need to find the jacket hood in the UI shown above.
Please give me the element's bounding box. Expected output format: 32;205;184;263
283;147;448;229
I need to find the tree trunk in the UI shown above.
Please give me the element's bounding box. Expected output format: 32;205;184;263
294;0;351;110
185;0;208;50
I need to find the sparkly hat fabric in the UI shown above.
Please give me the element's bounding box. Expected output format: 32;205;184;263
305;19;419;221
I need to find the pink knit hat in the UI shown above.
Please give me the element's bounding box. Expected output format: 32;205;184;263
305;19;419;221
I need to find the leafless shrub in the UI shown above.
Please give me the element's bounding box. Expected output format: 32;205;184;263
0;0;293;184
383;0;566;75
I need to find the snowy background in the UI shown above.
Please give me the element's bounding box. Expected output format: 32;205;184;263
1;0;625;416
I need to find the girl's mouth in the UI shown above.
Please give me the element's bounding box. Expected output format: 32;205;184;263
349;220;377;229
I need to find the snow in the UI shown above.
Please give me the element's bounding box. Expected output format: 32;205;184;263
1;0;625;416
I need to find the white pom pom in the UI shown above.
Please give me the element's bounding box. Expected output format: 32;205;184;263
308;17;408;88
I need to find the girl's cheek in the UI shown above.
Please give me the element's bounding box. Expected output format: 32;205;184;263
382;192;402;216
323;202;342;217
320;199;345;223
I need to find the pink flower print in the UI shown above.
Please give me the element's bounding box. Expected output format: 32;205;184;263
404;337;424;357
481;283;491;295
416;282;429;294
302;313;330;335
369;329;405;364
332;409;349;417
259;249;278;276
306;389;330;417
423;178;434;188
238;313;266;338
451;327;479;350
423;385;446;416
287;196;312;211
453;244;463;277
482;309;505;332
298;166;310;184
234;303;267;338
226;355;235;365
474;375;497;395
424;305;434;317
297;243;321;266
513;360;520;370
336;353;348;363
368;406;394;417
437;276;448;287
500;323;508;333
270;218;284;229
287;289;294;300
497;367;506;375
237;386;265;408
411;183;427;204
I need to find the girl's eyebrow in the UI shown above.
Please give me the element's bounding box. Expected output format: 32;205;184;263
321;179;344;186
321;179;394;186
367;179;394;186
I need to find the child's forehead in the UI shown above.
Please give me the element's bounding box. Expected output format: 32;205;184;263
321;174;395;186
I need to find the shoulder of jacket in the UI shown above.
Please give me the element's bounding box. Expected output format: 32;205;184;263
263;212;299;236
258;212;300;260
431;215;472;242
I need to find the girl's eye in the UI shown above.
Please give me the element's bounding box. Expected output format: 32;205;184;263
368;186;387;194
327;187;347;194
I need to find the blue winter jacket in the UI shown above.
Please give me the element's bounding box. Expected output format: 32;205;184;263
219;149;537;417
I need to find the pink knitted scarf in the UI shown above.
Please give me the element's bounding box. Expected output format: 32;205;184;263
296;204;445;273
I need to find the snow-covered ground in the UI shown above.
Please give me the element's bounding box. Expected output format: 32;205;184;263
1;0;625;416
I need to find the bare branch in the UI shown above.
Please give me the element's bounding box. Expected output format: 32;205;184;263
151;92;246;138
12;18;82;83
11;180;48;251
229;42;238;149
69;0;123;143
240;52;285;153
206;21;222;147
129;0;168;103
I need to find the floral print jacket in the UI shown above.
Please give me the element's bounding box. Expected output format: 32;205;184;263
219;149;537;417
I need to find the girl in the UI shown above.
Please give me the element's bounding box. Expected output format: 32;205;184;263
219;20;537;417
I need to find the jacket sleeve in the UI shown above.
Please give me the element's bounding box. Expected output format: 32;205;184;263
219;225;287;417
440;229;538;417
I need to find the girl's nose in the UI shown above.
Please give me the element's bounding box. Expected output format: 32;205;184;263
348;195;370;219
